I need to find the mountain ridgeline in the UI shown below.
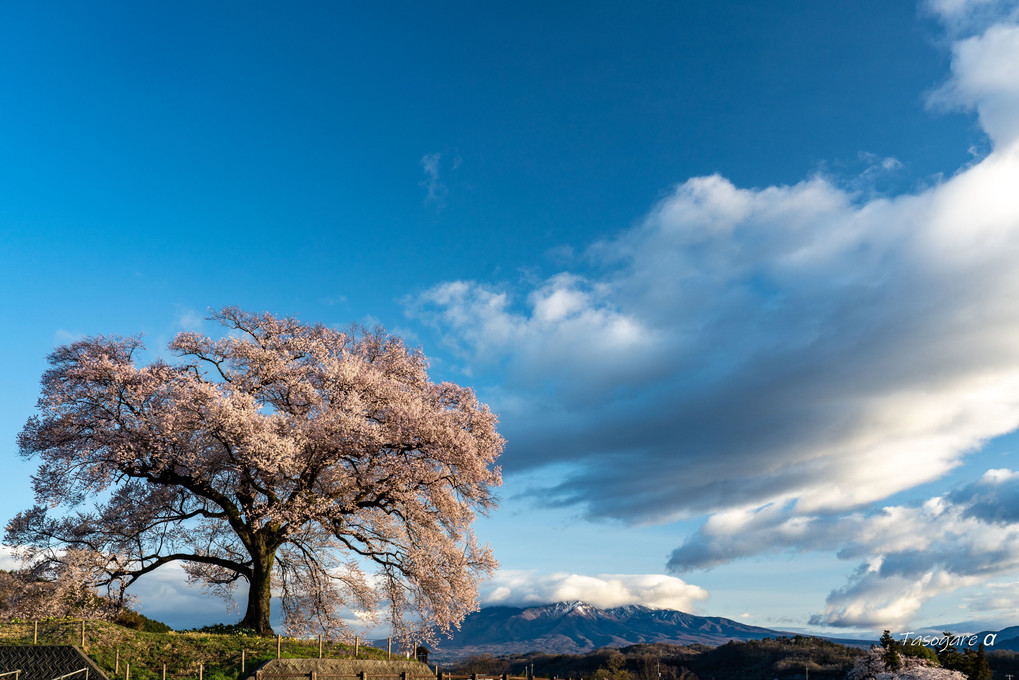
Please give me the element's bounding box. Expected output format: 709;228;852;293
429;603;1019;680
429;601;797;657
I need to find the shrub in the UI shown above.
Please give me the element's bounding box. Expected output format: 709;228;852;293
114;609;173;633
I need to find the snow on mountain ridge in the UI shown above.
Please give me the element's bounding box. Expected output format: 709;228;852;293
521;601;664;617
428;601;790;658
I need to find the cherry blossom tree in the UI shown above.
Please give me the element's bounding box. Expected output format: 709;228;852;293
0;548;128;621
6;308;503;638
847;647;967;680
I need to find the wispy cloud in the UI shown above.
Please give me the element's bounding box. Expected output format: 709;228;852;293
176;306;205;331
420;152;448;208
53;329;83;346
924;0;1015;36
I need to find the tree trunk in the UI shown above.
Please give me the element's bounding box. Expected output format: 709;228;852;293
240;548;275;635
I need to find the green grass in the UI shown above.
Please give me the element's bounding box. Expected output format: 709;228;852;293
0;619;390;680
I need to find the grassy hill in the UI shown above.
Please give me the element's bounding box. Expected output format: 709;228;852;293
0;619;393;680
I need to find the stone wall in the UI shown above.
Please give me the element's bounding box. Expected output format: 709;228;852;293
254;658;435;680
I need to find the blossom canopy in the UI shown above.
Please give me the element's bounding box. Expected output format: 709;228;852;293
7;308;504;638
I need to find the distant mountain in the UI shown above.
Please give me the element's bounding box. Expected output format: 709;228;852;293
993;626;1019;651
425;601;794;658
973;626;1019;651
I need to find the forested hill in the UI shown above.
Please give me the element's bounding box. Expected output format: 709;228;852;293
446;637;865;680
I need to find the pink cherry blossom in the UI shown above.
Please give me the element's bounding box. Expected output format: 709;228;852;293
7;308;503;641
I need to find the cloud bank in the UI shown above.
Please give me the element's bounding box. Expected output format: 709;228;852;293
410;0;1019;628
482;571;708;612
669;471;1019;628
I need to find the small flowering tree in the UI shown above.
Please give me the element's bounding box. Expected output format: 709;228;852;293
6;308;503;639
0;548;128;621
847;647;967;680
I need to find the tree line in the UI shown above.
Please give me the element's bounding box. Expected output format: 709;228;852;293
447;637;864;680
447;634;1019;680
880;630;992;680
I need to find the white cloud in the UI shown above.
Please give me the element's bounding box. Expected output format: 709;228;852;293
420;152;448;207
53;329;83;345
962;580;1019;614
417;131;1019;524
0;546;19;571
812;568;984;631
410;6;1019;527
406;1;1019;632
928;0;1001;20
176;307;205;331
665;472;1019;629
0;547;244;630
930;13;1019;145
411;274;665;400
482;571;708;612
127;564;392;636
925;0;1016;35
127;563;246;629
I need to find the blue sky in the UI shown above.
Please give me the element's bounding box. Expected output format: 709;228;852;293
3;0;1019;639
